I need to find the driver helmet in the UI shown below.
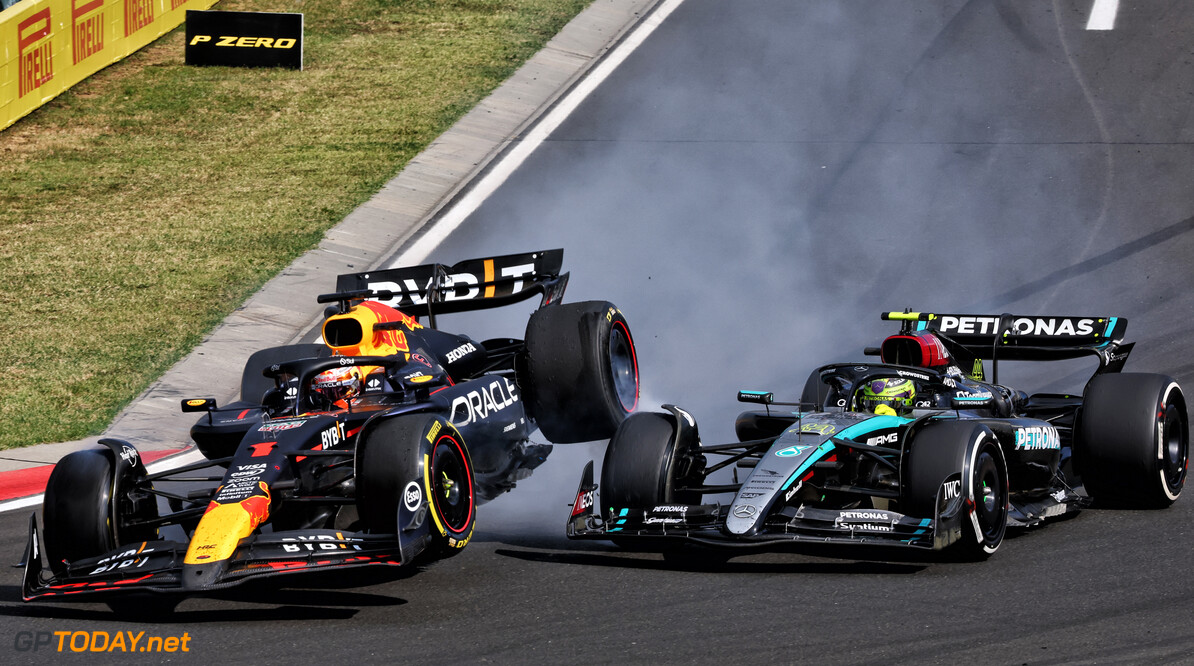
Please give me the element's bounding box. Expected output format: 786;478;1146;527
311;366;361;407
857;377;916;415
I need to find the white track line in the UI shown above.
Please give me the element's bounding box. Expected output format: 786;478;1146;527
386;0;689;269
0;448;207;514
1086;0;1118;30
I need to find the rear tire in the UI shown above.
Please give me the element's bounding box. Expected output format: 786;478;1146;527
1078;373;1188;508
523;301;639;443
903;421;1008;560
356;414;476;560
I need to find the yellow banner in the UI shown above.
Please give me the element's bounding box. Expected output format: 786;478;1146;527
0;0;218;131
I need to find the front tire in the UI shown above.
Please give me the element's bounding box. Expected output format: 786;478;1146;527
356;414;476;560
903;421;1008;560
424;427;476;558
42;446;158;577
1078;373;1188;508
43;449;117;576
601;411;702;510
523;301;639;443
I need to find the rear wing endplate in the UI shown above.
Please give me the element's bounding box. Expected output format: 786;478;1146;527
335;249;568;320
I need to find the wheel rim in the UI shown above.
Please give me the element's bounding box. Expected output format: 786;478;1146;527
972;450;1006;545
608;321;639;412
1161;401;1187;494
431;435;474;534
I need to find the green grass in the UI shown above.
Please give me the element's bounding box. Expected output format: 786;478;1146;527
0;0;590;449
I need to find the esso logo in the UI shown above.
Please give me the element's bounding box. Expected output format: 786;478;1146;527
403;481;422;511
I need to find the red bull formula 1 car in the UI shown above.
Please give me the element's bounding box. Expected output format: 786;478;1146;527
22;249;639;608
568;311;1187;561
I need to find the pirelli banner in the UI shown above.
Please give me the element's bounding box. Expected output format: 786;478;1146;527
0;0;219;131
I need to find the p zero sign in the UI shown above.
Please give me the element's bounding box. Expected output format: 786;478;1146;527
185;10;303;70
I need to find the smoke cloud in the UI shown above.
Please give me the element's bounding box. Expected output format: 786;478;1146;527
417;0;1194;540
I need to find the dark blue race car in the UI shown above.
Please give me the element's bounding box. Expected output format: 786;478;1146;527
23;249;640;610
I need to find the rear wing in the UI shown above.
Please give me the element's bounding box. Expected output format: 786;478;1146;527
882;311;1132;372
333;249;568;324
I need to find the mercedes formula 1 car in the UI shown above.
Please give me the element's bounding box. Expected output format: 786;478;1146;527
568;311;1187;561
23;249;639;607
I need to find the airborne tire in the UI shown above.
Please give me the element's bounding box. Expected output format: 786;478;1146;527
523;301;639;443
356;414;476;560
903;421;1008;560
1078;373;1188;508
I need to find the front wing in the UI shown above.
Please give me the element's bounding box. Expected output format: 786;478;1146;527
566;462;968;552
22;515;411;601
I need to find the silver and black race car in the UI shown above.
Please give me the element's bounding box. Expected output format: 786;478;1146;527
568;311;1187;561
23;249;639;609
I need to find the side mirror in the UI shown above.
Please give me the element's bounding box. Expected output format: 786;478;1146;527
181;398;217;412
737;390;774;405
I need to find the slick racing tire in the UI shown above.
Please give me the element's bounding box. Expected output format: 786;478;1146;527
903;421;1008;560
523;301;639;443
601;411;702;510
356;413;476;560
1078;373;1188;508
42;448;157;577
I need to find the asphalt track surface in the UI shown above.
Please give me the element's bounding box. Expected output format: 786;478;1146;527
3;1;1194;663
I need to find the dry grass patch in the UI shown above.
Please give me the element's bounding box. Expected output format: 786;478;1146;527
0;0;590;448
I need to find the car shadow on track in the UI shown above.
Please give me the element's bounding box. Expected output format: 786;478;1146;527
493;547;928;574
0;596;372;622
490;537;932;575
479;512;1083;574
0;567;415;622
